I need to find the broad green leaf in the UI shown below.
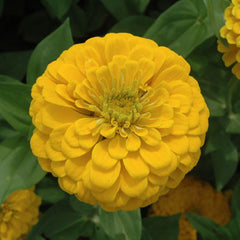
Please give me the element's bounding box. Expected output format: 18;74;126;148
226;218;240;240
0;134;45;204
19;11;56;43
204;96;226;117
69;4;87;38
26;198;95;240
0;119;16;141
226;114;240;134
109;16;154;36
186;214;233;240
27;19;73;85
99;208;142;240
144;0;213;57
84;0;109;33
0;79;32;135
0;51;31;80
211;132;238;190
100;0;135;20
143;215;180;240
126;0;150;14
231;179;240;216
36;176;67;204
204;0;230;39
41;0;73;20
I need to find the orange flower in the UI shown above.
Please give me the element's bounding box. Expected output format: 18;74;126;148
150;176;232;240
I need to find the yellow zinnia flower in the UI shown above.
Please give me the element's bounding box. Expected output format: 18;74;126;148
218;0;240;78
30;33;209;211
0;187;41;240
150;176;232;240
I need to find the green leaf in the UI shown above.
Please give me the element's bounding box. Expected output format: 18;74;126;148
69;4;87;38
231;179;240;216
19;11;56;43
27;18;73;85
99;208;142;240
186;214;233;240
0;79;32;135
26;198;95;240
226;114;240;134
36;176;67;204
144;0;213;57
0;50;31;80
41;0;73;20
109;16;154;36
143;215;180;240
204;0;230;39
211;132;238;190
100;0;135;20
0;134;45;204
0;119;16;141
204;95;226;117
126;0;150;14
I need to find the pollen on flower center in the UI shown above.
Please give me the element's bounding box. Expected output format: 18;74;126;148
102;88;144;127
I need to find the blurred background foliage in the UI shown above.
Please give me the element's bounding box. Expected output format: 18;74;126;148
1;0;240;239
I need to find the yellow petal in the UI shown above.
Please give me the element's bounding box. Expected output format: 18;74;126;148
64;125;80;147
45;140;66;161
41;103;81;129
171;112;189;135
30;129;48;158
187;108;200;129
105;34;129;62
141;128;161;146
120;168;148;197
139;183;159;201
74;118;99;135
123;152;149;179
108;135;128;159
89;160;121;189
92;179;120;203
148;174;168;186
140;142;172;169
79;133;99;149
50;124;70;151
38;158;52;172
61;139;89;158
129;45;153;60
163;135;189;155
57;63;84;83
92;140;118;170
65;152;91;181
188;136;201;152
55;84;74;103
100;124;116;138
139;58;155;84
126;133;141;151
58;176;79;194
51;161;66;177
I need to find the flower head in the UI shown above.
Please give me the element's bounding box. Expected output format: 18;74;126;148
30;33;209;211
218;0;240;78
150;176;232;240
0;187;41;240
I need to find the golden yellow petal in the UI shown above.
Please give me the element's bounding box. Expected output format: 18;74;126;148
61;139;89;158
141;128;162;146
30;129;48;158
58;176;79;194
139;58;156;84
129;45;154;61
108;135;128;159
140;142;172;169
126;132;141;151
51;161;66;177
105;34;129;62
171;112;189;135
45;140;66;161
38;158;52;172
163;135;189;155
89;160;121;189
65;152;91;181
123;152;149;179
120;168;148;197
92;140;118;170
